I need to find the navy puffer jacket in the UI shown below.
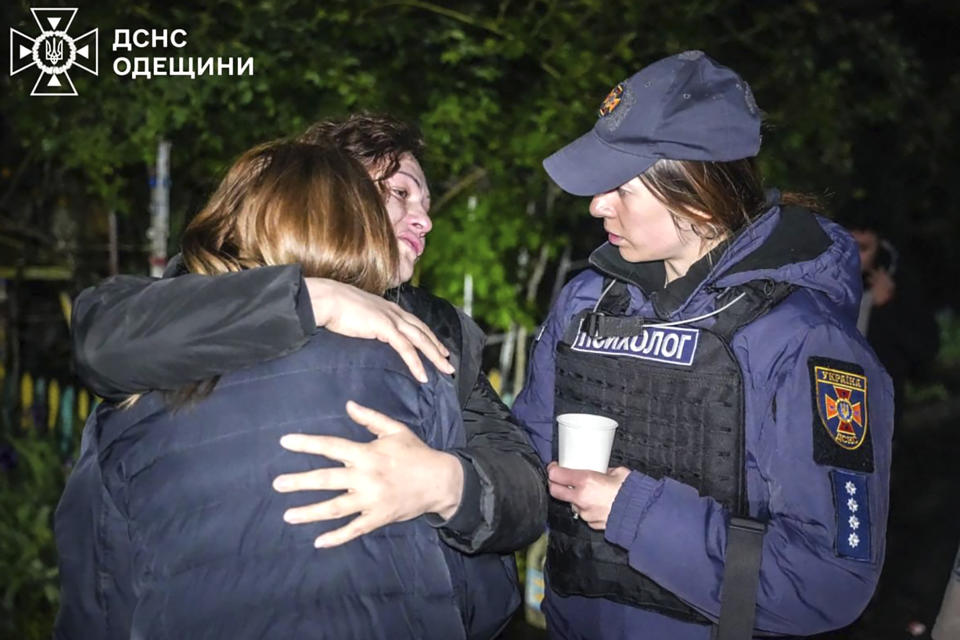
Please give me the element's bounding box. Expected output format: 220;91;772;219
54;330;519;639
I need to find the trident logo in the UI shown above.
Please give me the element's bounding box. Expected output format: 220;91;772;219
44;38;63;65
10;8;98;97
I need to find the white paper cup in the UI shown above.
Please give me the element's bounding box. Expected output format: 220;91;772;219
557;413;619;472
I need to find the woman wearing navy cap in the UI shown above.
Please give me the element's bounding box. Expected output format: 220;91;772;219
512;51;894;640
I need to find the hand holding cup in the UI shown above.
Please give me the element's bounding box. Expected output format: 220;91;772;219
557;413;618;472
550;413;628;530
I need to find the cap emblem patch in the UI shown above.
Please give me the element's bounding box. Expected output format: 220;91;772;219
598;83;625;118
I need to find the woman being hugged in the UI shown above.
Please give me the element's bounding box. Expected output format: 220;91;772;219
55;140;518;640
70;114;547;560
513;51;893;639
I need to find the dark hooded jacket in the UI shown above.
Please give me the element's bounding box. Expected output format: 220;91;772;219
54;331;520;640
70;267;546;556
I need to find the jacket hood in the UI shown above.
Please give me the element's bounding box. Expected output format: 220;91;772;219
589;197;863;322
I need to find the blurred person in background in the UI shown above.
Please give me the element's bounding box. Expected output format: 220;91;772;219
55;139;519;639
848;224;940;430
932;539;960;640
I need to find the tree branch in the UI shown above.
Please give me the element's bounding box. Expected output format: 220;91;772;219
431;166;487;213
368;1;510;38
367;1;560;78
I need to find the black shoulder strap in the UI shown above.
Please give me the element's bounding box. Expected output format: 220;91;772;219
711;280;796;341
561;278;647;342
714;517;767;640
598;278;632;315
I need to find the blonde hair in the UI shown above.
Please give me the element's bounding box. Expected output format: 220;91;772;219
181;139;398;291
122;139;397;409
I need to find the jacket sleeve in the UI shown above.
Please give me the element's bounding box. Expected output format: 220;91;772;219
603;320;894;636
72;264;315;400
436;312;549;554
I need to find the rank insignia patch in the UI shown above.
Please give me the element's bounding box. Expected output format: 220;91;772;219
809;357;874;472
831;470;871;562
598;83;624;117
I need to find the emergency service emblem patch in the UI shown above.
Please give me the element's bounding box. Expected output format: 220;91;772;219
809;357;874;472
598;83;624;117
815;365;868;449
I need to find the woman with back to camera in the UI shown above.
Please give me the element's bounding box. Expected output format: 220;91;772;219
54;139;518;639
512;51;895;639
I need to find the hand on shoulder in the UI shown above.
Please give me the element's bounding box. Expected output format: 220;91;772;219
305;277;455;382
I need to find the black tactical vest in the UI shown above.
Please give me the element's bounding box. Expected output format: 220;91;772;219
546;278;793;625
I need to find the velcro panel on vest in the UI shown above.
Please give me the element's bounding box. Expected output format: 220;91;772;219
555;335;743;508
547;328;745;624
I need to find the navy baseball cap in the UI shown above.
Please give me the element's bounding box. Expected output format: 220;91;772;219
543;51;762;196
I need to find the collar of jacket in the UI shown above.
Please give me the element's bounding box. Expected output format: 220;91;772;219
589;238;730;319
163;254;189;277
587;191;834;319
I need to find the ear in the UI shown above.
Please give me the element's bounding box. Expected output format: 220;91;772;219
687;207;713;222
688;206;725;236
684;209;725;243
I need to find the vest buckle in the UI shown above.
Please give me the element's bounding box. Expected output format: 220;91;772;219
586;311;603;338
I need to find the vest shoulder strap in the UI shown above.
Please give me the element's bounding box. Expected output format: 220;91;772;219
714;517;767;640
565;277;796;344
711;280;797;341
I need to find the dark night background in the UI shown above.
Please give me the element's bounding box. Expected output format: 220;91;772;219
1;1;958;638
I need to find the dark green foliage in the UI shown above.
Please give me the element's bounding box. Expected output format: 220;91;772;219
0;437;67;640
2;0;957;319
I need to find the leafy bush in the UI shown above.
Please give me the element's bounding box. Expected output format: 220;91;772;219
937;309;960;368
904;310;960;405
0;435;68;640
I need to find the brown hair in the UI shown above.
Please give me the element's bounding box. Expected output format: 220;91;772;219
181;139;398;292
298;113;425;192
639;158;820;240
123;140;398;410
